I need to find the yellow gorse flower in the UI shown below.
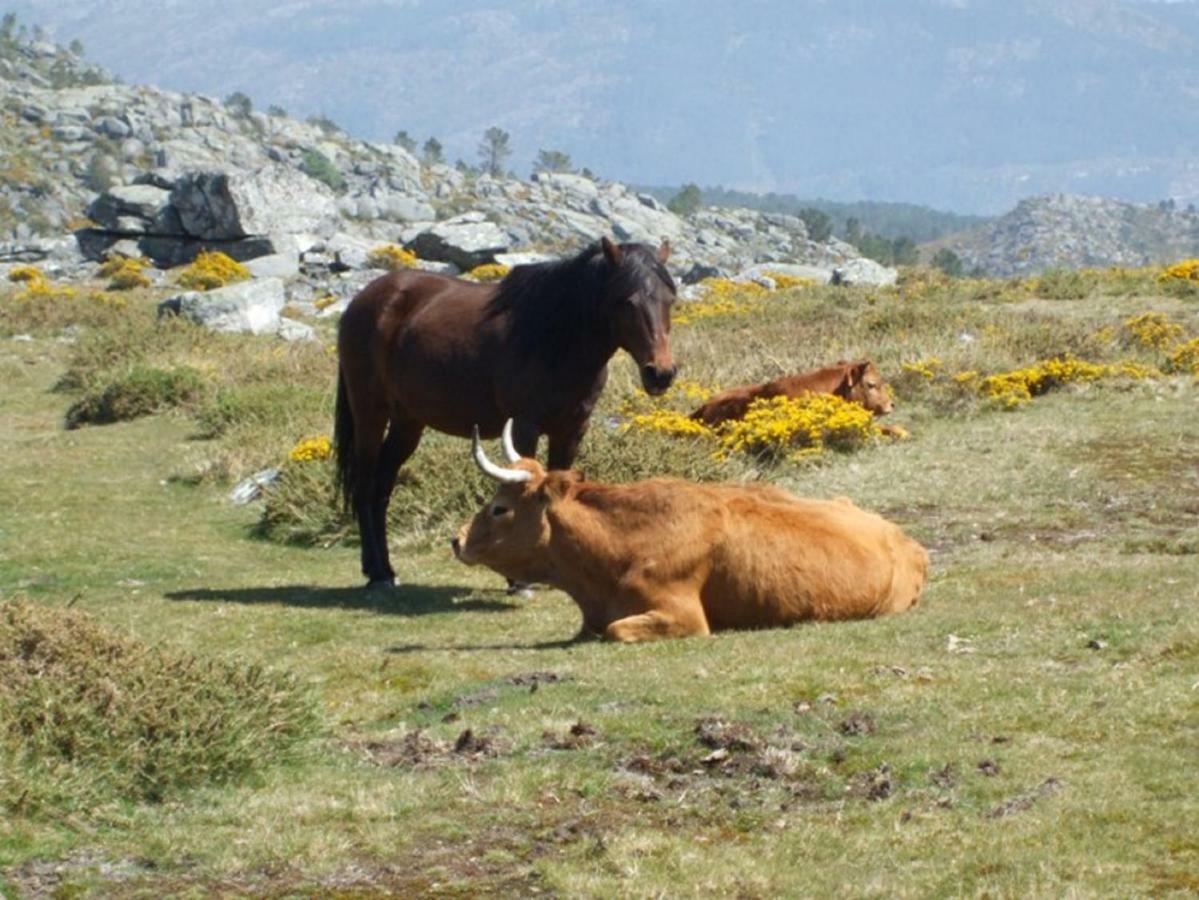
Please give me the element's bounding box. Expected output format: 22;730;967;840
288;435;332;463
1159;259;1199;282
1122;312;1185;350
901;358;942;380
7;265;45;284
367;245;418;272
980;356;1161;409
1168;338;1199;375
717;394;880;461
99;256;152;290
175;251;251;291
464;263;511;282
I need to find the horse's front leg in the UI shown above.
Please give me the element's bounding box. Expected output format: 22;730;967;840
507;416;541;460
546;418;589;470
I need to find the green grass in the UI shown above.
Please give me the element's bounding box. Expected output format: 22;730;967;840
0;273;1197;896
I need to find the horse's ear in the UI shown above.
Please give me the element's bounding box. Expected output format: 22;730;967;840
601;236;622;266
657;239;671;263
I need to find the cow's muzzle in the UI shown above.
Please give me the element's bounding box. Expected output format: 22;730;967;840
640;363;677;396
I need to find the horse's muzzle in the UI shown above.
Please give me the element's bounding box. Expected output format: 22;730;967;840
641;363;677;396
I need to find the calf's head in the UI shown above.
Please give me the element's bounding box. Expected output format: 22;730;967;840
841;359;894;416
451;421;579;584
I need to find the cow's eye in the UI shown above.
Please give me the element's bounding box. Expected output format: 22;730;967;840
491;505;509;517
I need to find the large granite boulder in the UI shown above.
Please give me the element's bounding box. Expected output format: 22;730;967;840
86;184;172;232
405;212;509;270
170;167;339;241
158;278;286;335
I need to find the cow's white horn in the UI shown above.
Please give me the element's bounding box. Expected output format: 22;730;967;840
473;425;532;483
501;419;522;463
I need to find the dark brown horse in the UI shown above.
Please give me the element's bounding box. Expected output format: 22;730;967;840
334;237;678;587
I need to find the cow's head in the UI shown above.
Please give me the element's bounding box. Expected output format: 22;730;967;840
842;359;894;416
452;421;579;583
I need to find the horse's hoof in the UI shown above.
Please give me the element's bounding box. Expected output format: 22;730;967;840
366;577;397;590
506;582;534;599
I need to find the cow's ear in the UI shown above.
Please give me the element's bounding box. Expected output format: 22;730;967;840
601;236;622;266
657;239;671;263
848;360;869;386
540;470;583;502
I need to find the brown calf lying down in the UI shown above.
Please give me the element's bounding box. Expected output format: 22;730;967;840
453;422;929;643
691;359;893;428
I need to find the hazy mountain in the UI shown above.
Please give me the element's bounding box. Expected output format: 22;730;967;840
4;0;1199;213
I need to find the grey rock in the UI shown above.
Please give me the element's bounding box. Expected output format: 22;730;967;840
405;214;509;270
493;251;555;268
87;183;172;230
170;167;338;241
245;253;300;279
277;317;315;342
830;258;898;287
158;277;287;335
95;116;131;139
325;232;377;271
228;467;280;505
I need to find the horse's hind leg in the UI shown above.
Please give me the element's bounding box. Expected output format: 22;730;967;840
369;417;423;586
347;402;391;586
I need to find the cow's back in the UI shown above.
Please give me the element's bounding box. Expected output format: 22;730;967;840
699;491;927;629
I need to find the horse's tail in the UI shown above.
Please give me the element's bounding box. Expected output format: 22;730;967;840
333;365;356;513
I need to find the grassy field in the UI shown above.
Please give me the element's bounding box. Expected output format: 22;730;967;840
1;267;1197;897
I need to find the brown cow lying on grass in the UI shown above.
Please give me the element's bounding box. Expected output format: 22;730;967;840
452;422;929;643
691;358;894;428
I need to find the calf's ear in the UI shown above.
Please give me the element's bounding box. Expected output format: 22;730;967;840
848;360;870;386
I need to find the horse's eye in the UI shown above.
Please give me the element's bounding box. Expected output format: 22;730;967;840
491;505;509;517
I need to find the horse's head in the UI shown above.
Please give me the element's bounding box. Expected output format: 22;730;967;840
601;237;678;395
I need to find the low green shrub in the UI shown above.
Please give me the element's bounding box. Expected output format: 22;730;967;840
65;364;207;428
0;601;319;816
301;148;346;192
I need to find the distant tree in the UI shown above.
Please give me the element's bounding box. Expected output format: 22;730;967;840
421;137;443;166
534;148;573;174
266;104;288;118
393;130;417;153
224;91;253;119
454;158;473;174
798;208;833;243
891;236;918;266
857;232;894;265
477;126;511;177
580;167;597;180
0;13;16;44
932;247;964;277
844;216;862;247
667;183;703;217
306;113;341;135
68;38;84;57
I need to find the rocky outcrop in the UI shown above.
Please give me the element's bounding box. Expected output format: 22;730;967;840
941;194;1199;277
79;168;339;266
2;29;894;289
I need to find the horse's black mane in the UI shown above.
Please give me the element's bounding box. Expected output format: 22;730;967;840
486;241;674;365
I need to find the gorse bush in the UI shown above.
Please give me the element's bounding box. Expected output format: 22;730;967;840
0;601;319;815
174;251;250;291
99;255;152;290
366;244;418;271
465;262;511;282
1;276;128;335
65;364;208;428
